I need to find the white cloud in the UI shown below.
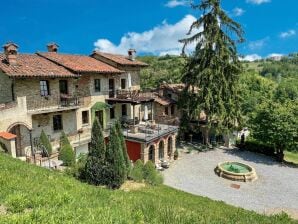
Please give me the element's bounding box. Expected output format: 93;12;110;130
165;0;188;8
267;53;283;58
240;54;262;62
248;38;268;50
94;14;197;56
279;30;296;38
246;0;271;5
232;7;245;17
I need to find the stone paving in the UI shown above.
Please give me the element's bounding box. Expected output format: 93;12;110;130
163;147;298;218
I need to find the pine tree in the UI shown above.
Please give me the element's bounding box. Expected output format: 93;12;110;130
115;120;131;177
60;131;70;148
84;119;107;185
106;124;126;189
179;0;244;143
39;130;52;155
58;132;75;166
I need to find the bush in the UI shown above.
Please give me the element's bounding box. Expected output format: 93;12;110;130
60;131;70;148
39;130;52;155
143;161;163;186
237;139;275;157
65;153;87;180
174;148;179;160
59;144;75;166
130;160;144;182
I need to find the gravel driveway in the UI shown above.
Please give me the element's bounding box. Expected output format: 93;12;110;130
163;148;298;218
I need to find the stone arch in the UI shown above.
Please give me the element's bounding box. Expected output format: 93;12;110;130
6;122;32;157
148;144;155;163
7;122;32;132
158;140;165;161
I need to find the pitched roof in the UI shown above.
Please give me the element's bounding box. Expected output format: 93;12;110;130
0;53;76;78
154;95;176;106
0;132;17;140
159;83;199;93
38;52;123;74
92;51;148;67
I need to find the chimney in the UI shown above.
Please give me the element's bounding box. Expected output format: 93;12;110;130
3;42;19;65
128;49;136;61
47;43;59;53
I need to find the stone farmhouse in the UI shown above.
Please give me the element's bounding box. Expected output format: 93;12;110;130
0;42;178;165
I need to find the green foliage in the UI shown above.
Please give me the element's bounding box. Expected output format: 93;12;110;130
84;119;107;185
251;101;298;161
60;131;70;148
274;78;298;103
179;0;244;136
65;153;87;180
0;153;295;223
143;161;163;186
115;120;131;177
237;139;275;157
0;142;7;153
59;144;75;167
105;125;126;189
130;159;144;182
174;148;179;159
39;130;52;155
138;55;186;89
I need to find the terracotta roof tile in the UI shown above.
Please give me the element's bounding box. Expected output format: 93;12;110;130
38;52;123;74
92;51;148;67
159;83;199;93
0;132;17;140
0;53;76;78
154;95;176;106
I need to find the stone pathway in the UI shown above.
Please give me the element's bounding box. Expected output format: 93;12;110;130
163;148;298;218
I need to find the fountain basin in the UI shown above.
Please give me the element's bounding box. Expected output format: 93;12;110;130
215;161;257;182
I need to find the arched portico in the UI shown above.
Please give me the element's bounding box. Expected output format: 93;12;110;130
7;122;32;157
158;140;165;161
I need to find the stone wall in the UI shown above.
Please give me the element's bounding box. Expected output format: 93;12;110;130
0;72;13;104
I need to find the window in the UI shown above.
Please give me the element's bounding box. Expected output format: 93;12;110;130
94;79;101;92
82;111;89;124
121;78;126;89
53;115;63;131
170;105;175;115
167;93;172;99
122;104;127;116
59;80;68;94
40;80;50;96
110;107;115;119
165;107;169;115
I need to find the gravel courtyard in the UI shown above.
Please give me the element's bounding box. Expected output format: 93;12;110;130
163;148;298;218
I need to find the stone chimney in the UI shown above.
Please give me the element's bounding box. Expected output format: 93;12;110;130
128;49;136;61
3;42;19;65
47;43;59;53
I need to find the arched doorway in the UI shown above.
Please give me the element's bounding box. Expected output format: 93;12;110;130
148;145;155;163
7;122;31;157
158;140;164;161
167;136;173;158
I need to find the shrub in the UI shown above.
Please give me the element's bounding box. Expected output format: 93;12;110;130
143;161;163;186
0;142;7;153
237;139;275;157
39;130;52;155
60;131;70;148
59;144;75;166
105;125;126;189
84;119;107;185
130;160;144;182
174;148;179;160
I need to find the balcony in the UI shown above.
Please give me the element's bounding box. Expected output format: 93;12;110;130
27;95;88;114
107;90;155;104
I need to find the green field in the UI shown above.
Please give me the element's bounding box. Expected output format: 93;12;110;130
0;153;295;224
285;151;298;165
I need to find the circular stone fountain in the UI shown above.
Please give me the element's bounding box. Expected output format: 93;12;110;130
215;162;257;182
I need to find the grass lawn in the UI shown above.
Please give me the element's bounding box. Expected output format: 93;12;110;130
0;153;296;224
285;151;298;165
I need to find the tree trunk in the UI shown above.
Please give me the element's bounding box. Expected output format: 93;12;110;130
276;148;284;162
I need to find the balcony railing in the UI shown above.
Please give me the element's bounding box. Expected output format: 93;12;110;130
115;90;155;100
0;101;17;111
27;95;85;112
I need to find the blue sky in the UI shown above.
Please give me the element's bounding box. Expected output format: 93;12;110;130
0;0;297;60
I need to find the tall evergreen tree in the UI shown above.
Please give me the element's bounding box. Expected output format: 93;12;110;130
60;131;70;148
115;120;131;176
39;130;52;155
179;0;244;143
84;119;107;185
106;125;126;189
